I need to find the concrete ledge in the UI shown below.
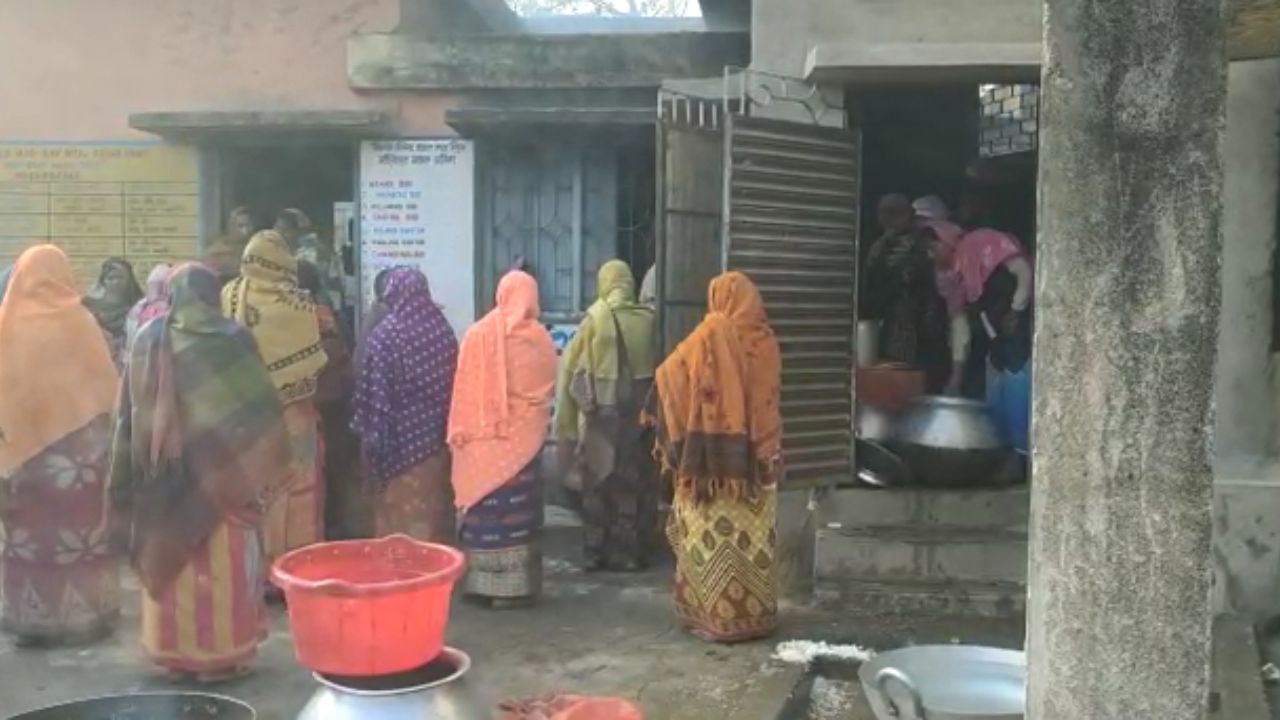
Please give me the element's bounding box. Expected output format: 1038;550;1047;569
1210;614;1270;719
815;579;1025;618
129;110;392;139
348;31;750;90
805;42;1041;86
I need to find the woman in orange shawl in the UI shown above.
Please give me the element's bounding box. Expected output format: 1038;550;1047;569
643;271;782;643
449;270;557;605
0;245;121;645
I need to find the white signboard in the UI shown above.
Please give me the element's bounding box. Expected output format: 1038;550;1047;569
359;139;475;336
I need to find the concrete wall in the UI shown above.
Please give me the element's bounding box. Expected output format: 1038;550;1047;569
751;0;1040;78
0;0;457;140
1213;58;1280;623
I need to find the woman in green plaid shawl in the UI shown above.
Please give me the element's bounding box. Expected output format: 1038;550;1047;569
109;263;288;681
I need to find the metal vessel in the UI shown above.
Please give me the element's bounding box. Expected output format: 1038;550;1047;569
891;396;1011;486
297;647;485;720
856;320;880;368
7;693;255;720
859;645;1025;720
855;403;895;442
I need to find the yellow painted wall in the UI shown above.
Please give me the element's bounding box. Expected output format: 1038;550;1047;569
0;143;198;286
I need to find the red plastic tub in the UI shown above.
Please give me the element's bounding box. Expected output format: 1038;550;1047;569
271;534;465;676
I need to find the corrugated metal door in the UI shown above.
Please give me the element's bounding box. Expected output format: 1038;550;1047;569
724;114;860;488
655;100;725;355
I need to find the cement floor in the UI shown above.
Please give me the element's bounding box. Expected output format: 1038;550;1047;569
0;510;1023;720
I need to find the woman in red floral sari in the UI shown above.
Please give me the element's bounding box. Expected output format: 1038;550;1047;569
0;245;121;645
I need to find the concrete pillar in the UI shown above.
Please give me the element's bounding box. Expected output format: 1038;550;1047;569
1028;1;1227;718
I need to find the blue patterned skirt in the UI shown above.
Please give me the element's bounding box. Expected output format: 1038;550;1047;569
459;462;543;599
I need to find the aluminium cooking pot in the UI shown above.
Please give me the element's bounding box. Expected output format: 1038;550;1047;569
859;645;1025;720
890;396;1012;487
6;693;255;720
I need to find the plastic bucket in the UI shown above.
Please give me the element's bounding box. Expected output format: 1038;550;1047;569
271;535;465;676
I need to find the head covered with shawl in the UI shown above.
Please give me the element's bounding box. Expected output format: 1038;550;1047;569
84;257;144;337
0;245;119;477
954;228;1027;304
110;263;288;594
644;271;782;503
448;270;557;510
353;268;459;488
553;260;655;442
125;263;173;339
221;230;327;404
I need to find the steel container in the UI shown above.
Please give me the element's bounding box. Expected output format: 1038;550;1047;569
297;647;485;720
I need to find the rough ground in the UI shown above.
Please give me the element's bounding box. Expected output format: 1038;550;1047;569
0;508;1023;720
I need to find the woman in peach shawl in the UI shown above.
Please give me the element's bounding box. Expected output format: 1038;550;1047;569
0;245;121;645
643;271;782;642
448;270;557;605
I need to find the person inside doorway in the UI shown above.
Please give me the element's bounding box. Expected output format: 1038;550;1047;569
914;196;970;396
862;194;950;391
277;209;344;313
204;207;258;285
953;193;1034;399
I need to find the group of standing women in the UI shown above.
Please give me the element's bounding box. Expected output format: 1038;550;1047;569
863;193;1034;401
0;234;788;686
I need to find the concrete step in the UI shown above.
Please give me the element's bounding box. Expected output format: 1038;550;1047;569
814;578;1026;618
818;485;1030;531
815;526;1028;584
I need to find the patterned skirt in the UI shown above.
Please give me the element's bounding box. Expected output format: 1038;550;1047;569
375;451;455;544
667;484;778;643
142;520;264;674
264;401;324;565
459;462;542;600
0;417;120;644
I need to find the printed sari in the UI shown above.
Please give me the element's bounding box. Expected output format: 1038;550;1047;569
353;268;458;543
449;271;557;601
110;263;288;677
223;231;327;565
644;271;782;643
0;245;121;645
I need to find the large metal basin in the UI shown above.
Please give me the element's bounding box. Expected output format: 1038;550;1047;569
6;694;255;720
891;397;1012;487
859;645;1025;720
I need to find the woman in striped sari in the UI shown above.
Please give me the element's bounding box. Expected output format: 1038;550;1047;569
110;263;288;680
449;271;557;605
222;231;327;576
644;271;782;643
0;245;121;645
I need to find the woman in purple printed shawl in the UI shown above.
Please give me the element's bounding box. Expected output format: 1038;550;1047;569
352;268;460;542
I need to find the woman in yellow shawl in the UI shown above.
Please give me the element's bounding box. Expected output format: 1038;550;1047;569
554;260;657;571
0;245;121;645
643;271;782;643
222;231;327;576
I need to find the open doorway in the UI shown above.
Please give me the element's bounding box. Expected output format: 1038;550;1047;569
853;82;1037;487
